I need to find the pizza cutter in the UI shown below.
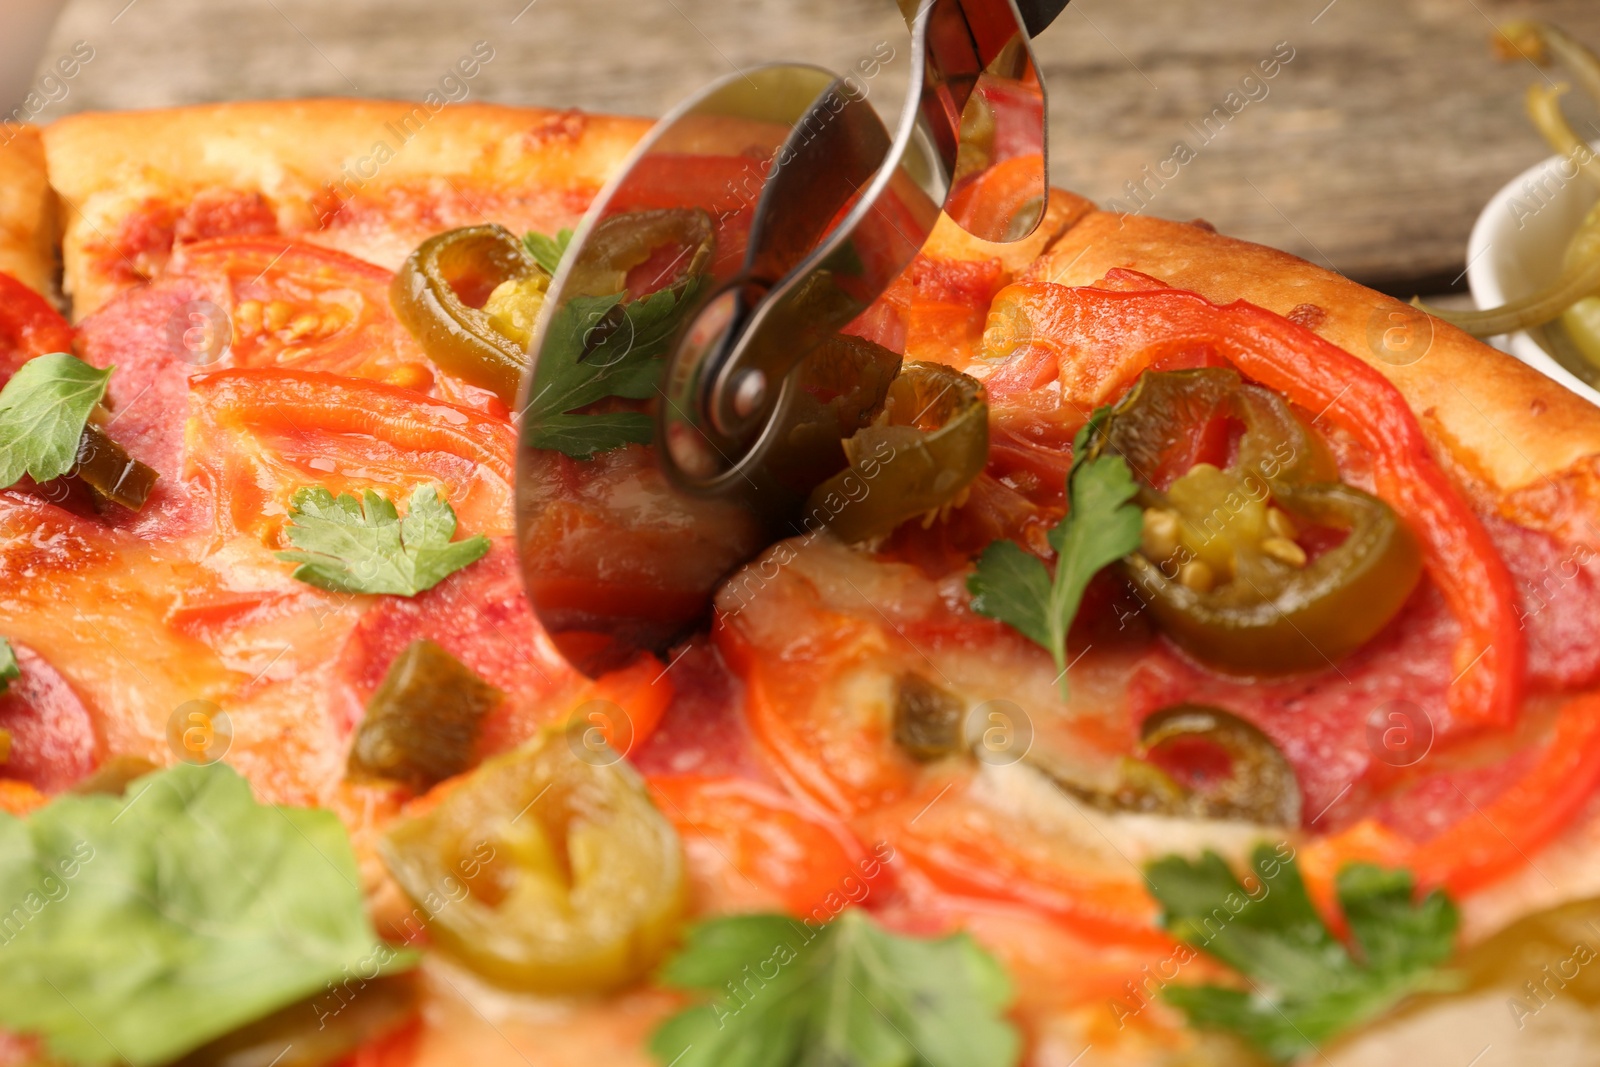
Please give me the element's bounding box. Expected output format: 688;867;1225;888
518;0;1071;675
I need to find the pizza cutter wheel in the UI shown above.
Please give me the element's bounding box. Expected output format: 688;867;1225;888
518;0;1071;675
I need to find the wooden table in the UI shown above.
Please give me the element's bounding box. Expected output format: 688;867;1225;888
34;0;1600;294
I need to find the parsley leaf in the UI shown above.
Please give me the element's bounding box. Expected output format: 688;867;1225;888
968;442;1142;696
0;636;17;695
522;277;704;459
1148;845;1460;1063
0;761;414;1067
0;353;112;489
524;227;574;275
275;484;489;596
651;909;1020;1067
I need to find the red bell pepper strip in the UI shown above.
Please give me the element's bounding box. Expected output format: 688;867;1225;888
1300;691;1600;898
579;653;675;758
1411;690;1600;893
191;368;515;480
1005;278;1524;729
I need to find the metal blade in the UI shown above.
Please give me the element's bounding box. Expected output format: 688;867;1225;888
517;0;1057;678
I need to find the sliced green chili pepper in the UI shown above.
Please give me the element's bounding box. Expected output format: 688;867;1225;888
561;209;713;299
1102;367;1333;495
1129;482;1422;674
1562;294;1600;369
70;420;159;511
892;671;966;762
807;361;988;543
346;639;501;794
1499;21;1600;126
1417;23;1600;340
1099;369;1422;675
1526;82;1600;190
392;213;714;405
1137;705;1301;825
764;332;902;494
381;723;685;993
390;224;545;405
1416;201;1600;341
1027;705;1301;826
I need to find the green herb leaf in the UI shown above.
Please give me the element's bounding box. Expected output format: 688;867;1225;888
0;637;16;696
524;227;573;275
968;449;1142;696
275;484;489;596
0;353;111;489
651;909;1019;1067
1147;845;1459;1063
0;761;414;1067
522;277;704;459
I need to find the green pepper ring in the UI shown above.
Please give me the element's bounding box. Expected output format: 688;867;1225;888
808;360;989;543
1096;368;1424;675
390;223;539;406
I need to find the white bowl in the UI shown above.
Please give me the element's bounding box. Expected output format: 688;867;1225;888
1465;144;1600;407
0;0;68;116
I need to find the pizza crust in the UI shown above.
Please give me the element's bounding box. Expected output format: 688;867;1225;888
0;124;57;297
42;99;653;318
1035;209;1600;507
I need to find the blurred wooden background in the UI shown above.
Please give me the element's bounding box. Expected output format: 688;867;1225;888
30;0;1600;294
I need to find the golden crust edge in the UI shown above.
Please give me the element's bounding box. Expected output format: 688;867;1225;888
40;98;654;192
41;99;654;317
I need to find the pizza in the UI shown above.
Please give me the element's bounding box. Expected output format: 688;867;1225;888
3;98;1600;1067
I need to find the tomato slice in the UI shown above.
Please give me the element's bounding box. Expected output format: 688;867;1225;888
166;237;458;394
712;537;1136;820
647;774;894;918
186;368;516;539
716;598;922;817
0;271;73;380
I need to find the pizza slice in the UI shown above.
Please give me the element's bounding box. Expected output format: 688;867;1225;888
0;97;1598;1067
